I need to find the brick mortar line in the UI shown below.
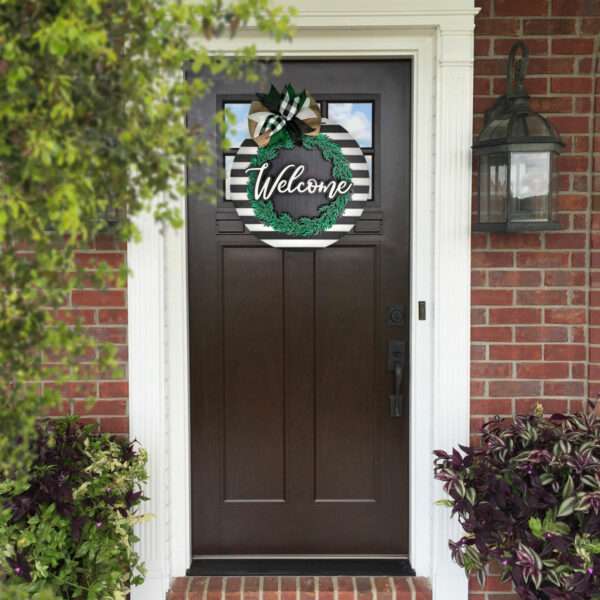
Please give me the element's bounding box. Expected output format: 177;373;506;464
406;578;415;600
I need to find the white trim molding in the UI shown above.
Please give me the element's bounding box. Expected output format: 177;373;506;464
129;2;476;599
128;210;170;597
430;28;476;600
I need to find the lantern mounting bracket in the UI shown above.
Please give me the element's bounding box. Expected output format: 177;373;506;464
484;41;530;127
506;40;529;99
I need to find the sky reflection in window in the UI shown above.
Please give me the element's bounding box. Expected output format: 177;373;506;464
328;103;373;148
224;103;251;148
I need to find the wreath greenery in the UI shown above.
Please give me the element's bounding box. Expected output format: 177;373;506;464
246;130;353;237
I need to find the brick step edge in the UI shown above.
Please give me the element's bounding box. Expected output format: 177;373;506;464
167;576;431;600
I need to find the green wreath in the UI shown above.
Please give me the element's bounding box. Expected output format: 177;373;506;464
246;130;353;237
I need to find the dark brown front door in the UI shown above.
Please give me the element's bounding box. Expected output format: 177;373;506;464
188;60;411;556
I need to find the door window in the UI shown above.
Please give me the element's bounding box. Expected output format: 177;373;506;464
222;99;375;201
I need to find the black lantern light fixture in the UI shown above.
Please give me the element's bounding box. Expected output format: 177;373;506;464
473;41;564;232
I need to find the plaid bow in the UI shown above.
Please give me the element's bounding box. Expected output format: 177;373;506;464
259;87;305;136
248;84;321;147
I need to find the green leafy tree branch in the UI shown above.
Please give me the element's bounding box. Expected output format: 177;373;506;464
0;0;294;482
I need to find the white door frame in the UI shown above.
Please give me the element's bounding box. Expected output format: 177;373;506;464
128;3;477;599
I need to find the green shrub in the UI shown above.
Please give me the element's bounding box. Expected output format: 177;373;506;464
0;0;294;484
0;417;148;599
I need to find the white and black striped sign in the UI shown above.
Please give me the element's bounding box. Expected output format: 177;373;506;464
227;119;369;248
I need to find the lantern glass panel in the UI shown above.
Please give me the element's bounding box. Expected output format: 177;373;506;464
479;153;508;223
509;151;551;222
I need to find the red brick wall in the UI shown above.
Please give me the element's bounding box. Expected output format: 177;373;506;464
47;234;129;435
470;0;599;598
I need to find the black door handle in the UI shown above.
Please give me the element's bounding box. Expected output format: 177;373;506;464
388;340;406;417
390;362;404;417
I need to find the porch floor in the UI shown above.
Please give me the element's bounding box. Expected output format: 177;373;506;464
167;576;432;600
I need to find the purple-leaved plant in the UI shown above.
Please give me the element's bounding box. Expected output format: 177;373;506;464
0;417;148;597
434;407;600;600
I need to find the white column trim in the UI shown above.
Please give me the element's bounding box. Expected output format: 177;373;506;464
165;216;192;578
128;210;170;599
430;27;475;600
128;4;476;599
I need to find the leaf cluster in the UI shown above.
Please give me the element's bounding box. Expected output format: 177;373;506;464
0;0;294;479
0;3;293;594
0;417;148;598
434;410;600;600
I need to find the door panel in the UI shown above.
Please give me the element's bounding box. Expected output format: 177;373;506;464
188;60;411;556
223;248;285;502
314;247;377;502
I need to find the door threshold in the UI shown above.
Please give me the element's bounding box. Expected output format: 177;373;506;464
187;558;415;577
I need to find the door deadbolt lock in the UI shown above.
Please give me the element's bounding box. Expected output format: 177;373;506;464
386;304;405;327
